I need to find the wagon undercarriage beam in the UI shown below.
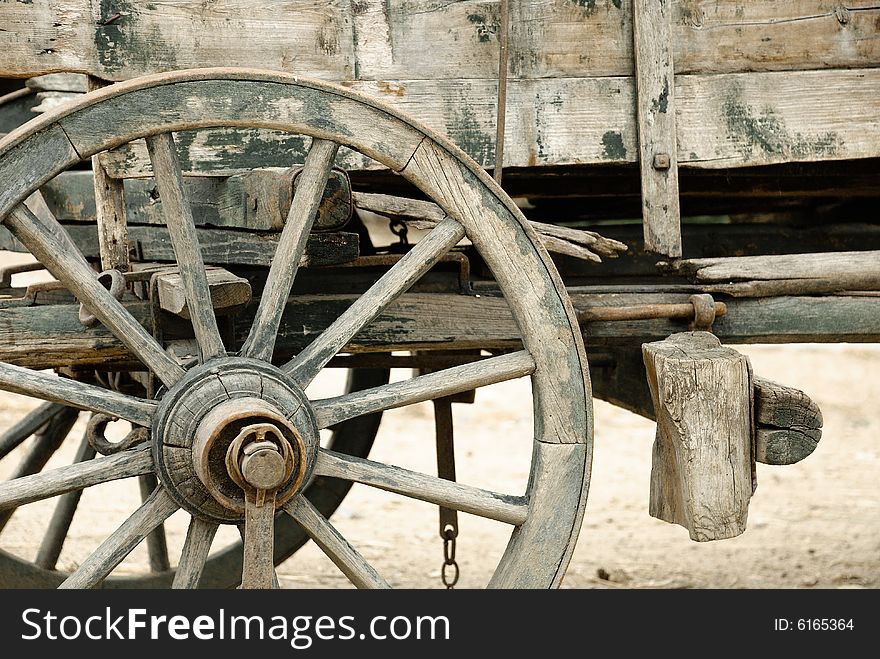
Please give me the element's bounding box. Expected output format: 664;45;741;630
0;288;876;372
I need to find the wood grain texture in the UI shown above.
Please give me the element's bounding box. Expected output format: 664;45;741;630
89;76;131;273
0;222;360;268
242;139;338;362
146;132;225;361
2;1;876;80
283;495;389;589
157;267;252;319
665;251;880;282
3;290;880;372
643;332;753;541
283;217;465;386
0;361;156;426
489;441;590;588
633;0;681;257
59;486;178;589
315;449;528;526
754;376;823;465
0;402;67;462
2;204;185;386
172;517;219;589
240;493;277;589
0;444;154;511
34;433;97;571
312;350;535;429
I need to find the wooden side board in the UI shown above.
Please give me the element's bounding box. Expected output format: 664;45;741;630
60;69;880;174
2;1;877;81
1;291;878;370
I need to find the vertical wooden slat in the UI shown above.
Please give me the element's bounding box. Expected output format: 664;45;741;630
89;76;131;272
633;0;682;257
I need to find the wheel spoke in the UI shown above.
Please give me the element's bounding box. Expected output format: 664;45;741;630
4;204;185;387
0;402;67;462
240;493;277;589
0;443;154;511
138;473;170;572
283;217;465;386
0;361;156;427
312;351;535;429
0;406;78;533
315;449;528;526
59;486;178;589
241;139;339;362
283;495;389;589
172;516;218;589
146;132;225;362
34;432;97;570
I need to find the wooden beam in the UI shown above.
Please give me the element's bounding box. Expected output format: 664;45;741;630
31;69;880;174
0;223;360;269
2;2;877;81
1;291;879;370
643;332;753;541
156;267;252;320
633;0;681;257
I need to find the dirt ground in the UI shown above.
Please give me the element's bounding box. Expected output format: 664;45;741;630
1;337;877;589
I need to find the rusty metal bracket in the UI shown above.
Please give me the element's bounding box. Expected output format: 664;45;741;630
86;412;148;455
688;293;718;331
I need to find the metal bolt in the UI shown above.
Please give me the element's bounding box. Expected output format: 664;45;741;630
240;440;287;491
652;153;671;170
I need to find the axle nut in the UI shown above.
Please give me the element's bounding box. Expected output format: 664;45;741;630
241;441;288;491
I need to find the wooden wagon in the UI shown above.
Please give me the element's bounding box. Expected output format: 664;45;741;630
0;1;875;588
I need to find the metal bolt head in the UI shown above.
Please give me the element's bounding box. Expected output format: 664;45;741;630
652;153;671;170
240;440;288;491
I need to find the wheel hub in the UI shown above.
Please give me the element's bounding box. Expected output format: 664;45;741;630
152;358;319;523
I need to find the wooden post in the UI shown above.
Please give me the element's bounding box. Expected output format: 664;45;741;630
643;332;753;541
88;76;131;272
633;0;682;257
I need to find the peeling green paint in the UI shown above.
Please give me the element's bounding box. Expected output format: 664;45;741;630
94;0;178;74
651;79;669;115
446;104;494;167
572;0;598;14
722;85;843;161
467;13;498;43
601;131;627;160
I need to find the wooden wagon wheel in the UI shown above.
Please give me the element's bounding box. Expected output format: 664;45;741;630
0;366;388;588
0;69;592;588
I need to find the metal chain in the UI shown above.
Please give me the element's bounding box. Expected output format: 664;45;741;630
388;218;409;248
441;525;459;589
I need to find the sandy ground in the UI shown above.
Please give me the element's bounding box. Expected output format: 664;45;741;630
0;338;877;589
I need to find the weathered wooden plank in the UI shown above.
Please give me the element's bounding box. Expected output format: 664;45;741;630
664;251;880;282
633;0;681;257
157;267;252;319
0;223;360;269
1;292;879;371
0;1;354;81
45;69;880;173
40;169;352;231
2;1;876;80
644;332;753;541
88;76;131;273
